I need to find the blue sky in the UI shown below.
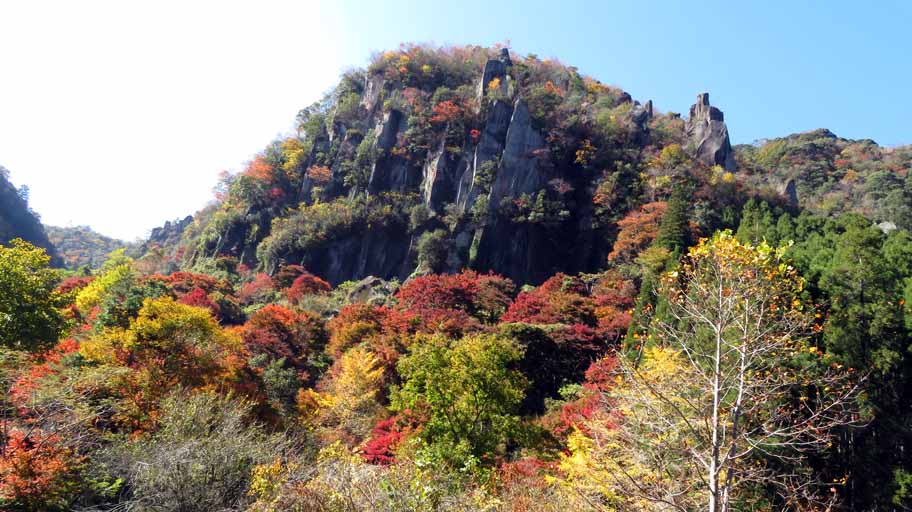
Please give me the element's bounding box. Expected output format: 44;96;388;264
328;0;911;146
0;1;909;240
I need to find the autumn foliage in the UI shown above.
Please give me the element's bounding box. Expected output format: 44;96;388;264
286;272;331;304
239;305;326;379
608;201;667;262
394;270;515;333
0;430;78;511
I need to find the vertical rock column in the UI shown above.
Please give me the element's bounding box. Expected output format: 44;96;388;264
685;92;736;171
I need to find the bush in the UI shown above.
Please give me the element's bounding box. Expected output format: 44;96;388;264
92;391;287;512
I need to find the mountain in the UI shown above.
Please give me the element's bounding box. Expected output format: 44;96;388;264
736;129;912;226
143;44;909;287
45;225;129;269
148;46;740;284
0;165;61;265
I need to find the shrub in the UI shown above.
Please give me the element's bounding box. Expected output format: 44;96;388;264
93;391;284;512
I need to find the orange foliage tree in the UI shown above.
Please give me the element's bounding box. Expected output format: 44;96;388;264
0;429;79;511
607;201;668;262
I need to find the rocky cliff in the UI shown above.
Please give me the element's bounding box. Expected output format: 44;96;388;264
162;45;756;285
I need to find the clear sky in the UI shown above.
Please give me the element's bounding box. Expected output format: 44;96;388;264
1;0;909;240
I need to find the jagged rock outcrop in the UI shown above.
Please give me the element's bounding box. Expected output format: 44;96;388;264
149;216;192;247
132;215;193;264
343;275;399;305
476;50;511;104
186;46;766;287
360;75;385;114
488;99;549;208
457;100;513;212
685;93;736;171
472;98;558;284
297;226;414;285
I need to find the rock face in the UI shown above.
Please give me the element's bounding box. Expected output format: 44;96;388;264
148;216;192;247
368;109;418;193
489;99;549;208
457;100;513;212
287;50;613;285
685;93;736;171
476;50;511;104
423;142;467;211
780;178;798;205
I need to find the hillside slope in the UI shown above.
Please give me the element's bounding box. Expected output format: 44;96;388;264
0;165;61;265
45;225;128;269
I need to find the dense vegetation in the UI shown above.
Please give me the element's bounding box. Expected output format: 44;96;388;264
45;225;129;270
2;44;912;511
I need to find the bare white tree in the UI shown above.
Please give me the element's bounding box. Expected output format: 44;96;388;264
567;233;865;511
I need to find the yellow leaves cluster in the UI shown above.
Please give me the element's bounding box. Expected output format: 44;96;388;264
575;139;596;166
709;164;736;185
676;231;805;308
247;457;304;512
280;138;306;175
297;347;385;439
75;261;133;313
553;346;699;509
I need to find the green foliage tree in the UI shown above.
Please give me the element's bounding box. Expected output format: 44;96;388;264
391;333;528;463
653;181;690;254
0;239;64;351
416;229;449;273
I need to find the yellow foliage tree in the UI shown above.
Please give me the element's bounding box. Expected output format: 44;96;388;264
74;250;134;313
297;346;385;444
556;347;705;511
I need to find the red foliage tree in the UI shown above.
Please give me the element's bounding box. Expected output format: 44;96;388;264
238;305;326;378
544;355;618;437
237;273;275;305
326;304;386;357
243;155;275;182
395;271;515;332
362;417;405;465
177;287;220;317
55;276;94;295
286;272;331;304
429;100;462;124
10;339;80;409
146;271;224;296
274;264;308;289
501;274;595;326
362;410;424;465
306;165;332;184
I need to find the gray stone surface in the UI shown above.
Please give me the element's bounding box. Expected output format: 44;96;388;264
685;92;736;171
